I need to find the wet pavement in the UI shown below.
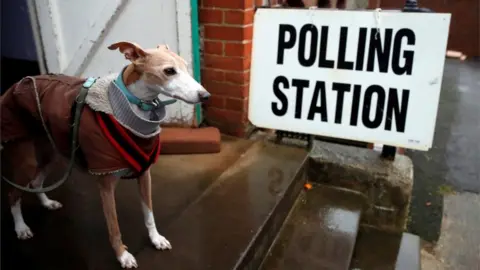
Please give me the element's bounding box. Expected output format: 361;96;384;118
1;137;308;270
134;141;307;270
261;184;364;270
434;192;480;270
1;136;253;269
406;59;480;242
351;226;421;270
261;184;422;270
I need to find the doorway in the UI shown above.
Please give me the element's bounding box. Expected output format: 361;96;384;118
1;0;41;94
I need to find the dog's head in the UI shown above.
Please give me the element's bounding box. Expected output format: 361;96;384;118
108;41;210;104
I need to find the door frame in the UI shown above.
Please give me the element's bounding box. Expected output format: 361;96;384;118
27;0;204;124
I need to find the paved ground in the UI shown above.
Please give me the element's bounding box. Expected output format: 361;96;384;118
407;59;480;241
0;137;254;270
0;138;309;270
434;192;480;270
406;59;480;268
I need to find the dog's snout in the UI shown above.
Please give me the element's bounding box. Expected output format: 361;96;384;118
199;91;211;102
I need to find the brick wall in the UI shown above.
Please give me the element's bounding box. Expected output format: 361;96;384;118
198;0;253;137
199;0;287;137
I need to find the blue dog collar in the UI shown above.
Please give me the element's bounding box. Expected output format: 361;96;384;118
113;66;177;111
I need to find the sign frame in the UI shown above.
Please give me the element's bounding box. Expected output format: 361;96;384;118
248;8;451;151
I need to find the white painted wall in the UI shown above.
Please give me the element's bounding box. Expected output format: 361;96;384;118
31;0;197;126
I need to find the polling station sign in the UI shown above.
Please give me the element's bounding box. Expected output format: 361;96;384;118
248;8;451;150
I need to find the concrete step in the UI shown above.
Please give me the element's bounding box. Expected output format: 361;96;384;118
1;136;255;270
134;140;309;269
260;184;365;270
350;227;421;270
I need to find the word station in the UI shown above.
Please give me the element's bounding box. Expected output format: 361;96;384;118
272;24;414;133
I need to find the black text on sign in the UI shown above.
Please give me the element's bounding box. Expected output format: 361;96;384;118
273;25;413;132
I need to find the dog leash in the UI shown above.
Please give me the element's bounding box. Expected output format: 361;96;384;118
1;77;94;193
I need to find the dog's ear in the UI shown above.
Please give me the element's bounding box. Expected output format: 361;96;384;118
108;41;147;61
156;44;170;50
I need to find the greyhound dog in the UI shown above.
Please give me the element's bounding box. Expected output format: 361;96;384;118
0;41;210;268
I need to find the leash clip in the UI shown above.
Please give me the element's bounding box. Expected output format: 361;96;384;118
83;77;97;88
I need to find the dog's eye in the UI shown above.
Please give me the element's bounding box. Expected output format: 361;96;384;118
163;67;177;76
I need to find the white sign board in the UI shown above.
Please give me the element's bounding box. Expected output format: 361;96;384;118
249;8;451;150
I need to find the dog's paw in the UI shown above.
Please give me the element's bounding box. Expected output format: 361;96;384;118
42;199;63;210
15;224;33;240
118;250;138;269
149;231;172;250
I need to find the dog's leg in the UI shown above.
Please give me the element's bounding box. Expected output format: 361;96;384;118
137;169;172;250
10;199;33;239
6;140;38;240
30;166;62;210
30;138;62;210
98;174;138;269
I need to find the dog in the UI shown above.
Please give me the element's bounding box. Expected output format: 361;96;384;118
0;41;210;268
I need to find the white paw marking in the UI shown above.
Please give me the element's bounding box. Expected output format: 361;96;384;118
118;250;138;269
15;224;34;240
42;199;63;210
149;231;172;250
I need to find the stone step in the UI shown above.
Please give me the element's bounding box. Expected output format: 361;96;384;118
1;136;255;270
134;140;308;270
260;184;365;270
350;226;421;270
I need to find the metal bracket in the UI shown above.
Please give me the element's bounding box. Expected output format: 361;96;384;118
275;130;314;150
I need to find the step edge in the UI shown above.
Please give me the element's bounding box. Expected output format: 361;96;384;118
258;184;365;270
318;185;364;270
395;233;421;270
160;140;262;228
257;191;306;270
351;226;422;270
233;154;309;270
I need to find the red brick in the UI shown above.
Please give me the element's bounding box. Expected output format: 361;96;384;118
204;25;253;41
204;81;249;98
205;117;248;137
224;42;252;57
225;71;250;84
226;98;248;112
368;0;380;9
203;55;251;71
202;68;225;82
215;121;248;137
227;126;248;137
202;0;254;9
206;107;247;124
199;8;223;24
224;10;254;25
203;41;224;55
205;95;226;108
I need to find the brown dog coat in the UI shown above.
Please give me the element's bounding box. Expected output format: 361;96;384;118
0;74;158;176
